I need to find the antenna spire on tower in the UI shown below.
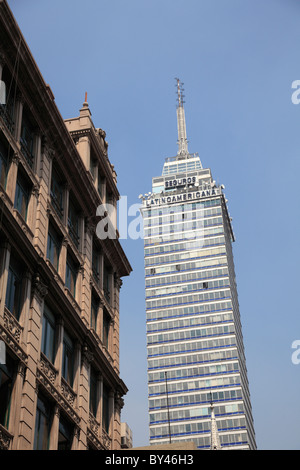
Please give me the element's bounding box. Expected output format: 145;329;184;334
175;77;189;157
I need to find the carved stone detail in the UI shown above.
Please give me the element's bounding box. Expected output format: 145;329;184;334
32;274;48;301
0;424;13;450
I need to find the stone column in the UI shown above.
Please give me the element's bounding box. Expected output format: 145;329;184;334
20;269;32;351
0;241;11;320
10;362;26;450
54;317;64;386
98;374;103;430
49;405;60;450
113;392;124;450
18;274;48;450
109;390;114;449
33;131;41;175
14;94;24;143
75;263;84;307
113;275;122;373
58;237;68;284
97;299;104;342
5;152;19;204
27;184;39;234
62;182;70;228
76;136;90;171
73;341;81;409
34;141;54;258
77;343;93;450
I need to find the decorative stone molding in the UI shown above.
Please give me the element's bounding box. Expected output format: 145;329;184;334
87;427;106;450
114;391;124;412
3;307;23;343
39;353;57;386
36;368;80;426
31;184;40;198
32;274;48;302
60;376;76;407
81;343;93;366
11;152;20;165
0;321;27;365
102;428;112;450
89;412;100;437
0;423;13;450
114;273;122;290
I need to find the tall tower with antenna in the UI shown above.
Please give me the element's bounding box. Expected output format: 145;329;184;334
140;79;256;449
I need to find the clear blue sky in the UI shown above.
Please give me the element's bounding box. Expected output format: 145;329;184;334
7;0;300;450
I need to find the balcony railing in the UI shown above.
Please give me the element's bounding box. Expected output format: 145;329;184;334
89;412;100;437
102;428;112;450
3;307;23;343
61;376;76;407
39;353;58;386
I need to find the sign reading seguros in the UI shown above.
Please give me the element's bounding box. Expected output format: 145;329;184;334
165;176;196;188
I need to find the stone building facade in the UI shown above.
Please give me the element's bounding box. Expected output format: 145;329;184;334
0;0;131;450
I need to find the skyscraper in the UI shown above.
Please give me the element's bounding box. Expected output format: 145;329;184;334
141;79;256;450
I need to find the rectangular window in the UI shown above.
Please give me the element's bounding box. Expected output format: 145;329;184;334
89;367;98;417
91;294;99;331
90;157;97;180
20;114;35;168
103;265;110;303
41;305;56;364
47;224;61;271
68;197;79;248
62;331;74;387
103;308;110;349
50;167;64;219
34;395;52;450
0;355;15;429
5;258;23;320
0;140;8;188
102;383;109;433
92;245;100;283
14;172;30;221
65;254;77;297
58;415;73;450
98;177;102;198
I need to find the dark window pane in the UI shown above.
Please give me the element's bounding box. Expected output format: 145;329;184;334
0;356;15;428
41;305;56;364
89;368;98;417
34;396;51;450
58;415;73;450
62;332;74;386
14;173;29;221
102;384;109;433
5;263;22;319
47;225;61;270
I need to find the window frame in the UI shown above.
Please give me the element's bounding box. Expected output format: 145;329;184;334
41;305;56;364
